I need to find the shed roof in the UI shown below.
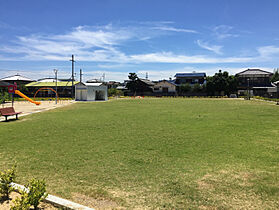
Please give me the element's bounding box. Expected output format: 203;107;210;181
175;73;206;77
1;74;34;82
26;81;79;87
85;83;103;86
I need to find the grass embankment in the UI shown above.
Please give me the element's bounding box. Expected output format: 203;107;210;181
1;98;279;209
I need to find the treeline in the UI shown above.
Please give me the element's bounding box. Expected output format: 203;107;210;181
178;70;238;96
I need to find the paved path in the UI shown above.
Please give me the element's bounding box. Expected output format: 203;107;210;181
0;100;76;122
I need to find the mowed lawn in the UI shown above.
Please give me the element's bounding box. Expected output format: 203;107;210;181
1;98;279;209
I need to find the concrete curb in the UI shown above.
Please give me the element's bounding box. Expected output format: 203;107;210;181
11;182;94;210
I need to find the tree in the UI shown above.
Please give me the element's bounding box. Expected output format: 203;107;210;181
108;88;123;97
126;73;139;95
179;83;191;93
206;70;238;96
271;68;279;83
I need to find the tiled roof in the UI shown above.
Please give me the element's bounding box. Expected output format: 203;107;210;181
175;73;206;77
236;69;272;76
138;78;155;86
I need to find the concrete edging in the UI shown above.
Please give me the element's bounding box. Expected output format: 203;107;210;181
11;182;94;210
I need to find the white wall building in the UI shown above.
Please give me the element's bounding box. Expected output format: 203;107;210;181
75;82;108;101
153;80;176;93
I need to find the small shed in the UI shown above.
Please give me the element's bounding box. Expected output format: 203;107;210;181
75;82;108;101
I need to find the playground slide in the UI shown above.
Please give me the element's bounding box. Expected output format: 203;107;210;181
15;90;41;105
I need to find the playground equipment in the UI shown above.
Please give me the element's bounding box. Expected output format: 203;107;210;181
33;87;59;101
15;90;41;105
6;82;41;106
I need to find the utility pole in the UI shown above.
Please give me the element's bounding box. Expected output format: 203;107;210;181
54;69;58;104
80;69;83;83
70;55;75;99
247;78;250;100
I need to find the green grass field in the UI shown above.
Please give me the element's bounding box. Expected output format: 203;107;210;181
1;98;279;209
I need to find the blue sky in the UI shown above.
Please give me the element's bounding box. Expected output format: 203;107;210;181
0;0;279;81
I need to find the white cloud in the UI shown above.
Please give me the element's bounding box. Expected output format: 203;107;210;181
153;26;198;33
212;25;239;40
0;23;278;66
257;45;279;57
196;40;223;54
129;52;254;64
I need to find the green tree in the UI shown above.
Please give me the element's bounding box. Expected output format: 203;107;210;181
108;88;123;97
206;70;238;96
192;83;202;92
179;83;191;93
126;73;139;95
271;68;279;82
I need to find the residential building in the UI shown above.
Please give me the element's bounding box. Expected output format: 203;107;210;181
235;69;275;97
174;72;206;85
153;80;177;94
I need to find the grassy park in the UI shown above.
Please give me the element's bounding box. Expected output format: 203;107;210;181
1;98;279;209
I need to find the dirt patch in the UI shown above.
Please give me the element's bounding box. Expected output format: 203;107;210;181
72;193;122;210
0;192;57;209
196;169;279;209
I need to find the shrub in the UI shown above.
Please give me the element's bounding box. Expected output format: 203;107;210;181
11;190;30;210
25;179;48;209
0;164;16;199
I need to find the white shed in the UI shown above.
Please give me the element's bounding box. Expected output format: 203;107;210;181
75;82;108;101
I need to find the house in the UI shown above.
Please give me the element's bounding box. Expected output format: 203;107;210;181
174;72;206;85
107;81;121;89
137;78;155;93
153;80;177;94
75;82;108;101
235;69;275;97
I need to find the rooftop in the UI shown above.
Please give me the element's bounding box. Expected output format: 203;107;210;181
26;81;79;87
236;69;273;76
1;74;35;82
138;78;155;86
175;73;206;77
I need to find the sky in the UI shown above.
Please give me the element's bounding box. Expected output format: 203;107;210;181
0;0;279;82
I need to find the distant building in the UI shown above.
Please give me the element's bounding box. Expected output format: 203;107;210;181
107;81;121;89
26;81;79;97
174;72;206;86
153;80;177;94
1;74;35;90
235;69;276;97
137;78;155;93
86;78;102;83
